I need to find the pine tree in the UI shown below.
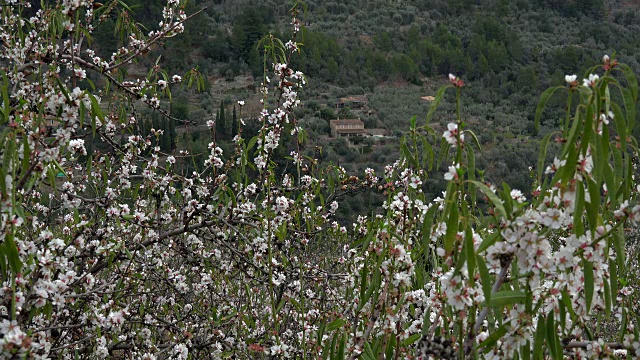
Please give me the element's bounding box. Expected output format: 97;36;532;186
231;105;238;137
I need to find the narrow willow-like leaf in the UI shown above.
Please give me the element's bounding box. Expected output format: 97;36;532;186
489;291;526;307
611;102;627;147
534;86;563;131
476;255;491;305
603;163;617;207
5;232;21;274
467;145;477;205
421;204;439;263
1;71;10;124
384;335;395;359
0;247;6;281
402;333;421;346
621;87;636;131
612;146;623;195
573;182;585;237
477;228;501;254
610;258;618;309
479;325;507;353
585;179;600;234
444;200;459;254
358;265;367;299
437;137;450;167
533;315;546;360
603;277;611;318
583;260;594;312
363;342;377;360
465;225;476;279
469;180;507;220
421;136;434;170
326;318;346;332
546;313;559;360
500;183;513;216
561;143;577;185
623;155;632;200
536;132;553;184
619;309;628;343
401;139;417;168
618;63;639;101
426;85;453;124
357;267;380;312
612;227;625;272
563;106;583;158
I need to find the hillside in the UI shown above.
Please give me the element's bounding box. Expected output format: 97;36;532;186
96;0;640;205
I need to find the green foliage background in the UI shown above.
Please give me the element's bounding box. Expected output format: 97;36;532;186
90;0;640;218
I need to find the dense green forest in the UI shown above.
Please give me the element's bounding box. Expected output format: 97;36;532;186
89;0;640;218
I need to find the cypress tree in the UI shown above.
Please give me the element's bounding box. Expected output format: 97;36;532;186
231;105;238;137
169;118;176;150
217;100;226;139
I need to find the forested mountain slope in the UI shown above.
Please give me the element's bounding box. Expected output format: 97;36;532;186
94;0;640;205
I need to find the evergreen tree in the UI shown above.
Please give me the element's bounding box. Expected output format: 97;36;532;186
169;118;177;150
217;100;226;140
232;105;238;137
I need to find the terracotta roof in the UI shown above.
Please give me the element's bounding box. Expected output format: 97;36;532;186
330;119;364;126
338;95;368;103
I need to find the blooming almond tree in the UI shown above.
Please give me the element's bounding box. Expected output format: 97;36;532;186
1;1;639;359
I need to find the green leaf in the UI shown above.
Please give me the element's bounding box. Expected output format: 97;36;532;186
469;180;507;220
614;148;624;192
4;232;21;274
385;335;396;359
21;133;31;175
421;204;439;260
618;63;638;102
426;85;453;124
465;225;476;278
536;133;553;184
477;231;501;254
479;325;507;353
401;140;417;168
611;102;627;148
402;333;422;346
560;289;577;322
476;255;492;306
444;198;459;254
546;313;559;360
583;260;594;312
467;146;477;204
2;71;11;124
586;179;600;234
610;258;618;308
534;86;563;131
357;267;380;312
603;163;617;207
603;276;611;319
88;93;104;137
489;291;526;307
533;315;546;359
572;182;585;237
0;247;6;280
337;333;345;360
612;227;625;272
421;136;435;170
326;318;346;332
621;88;636;132
363;342;377;360
561;143;577;185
